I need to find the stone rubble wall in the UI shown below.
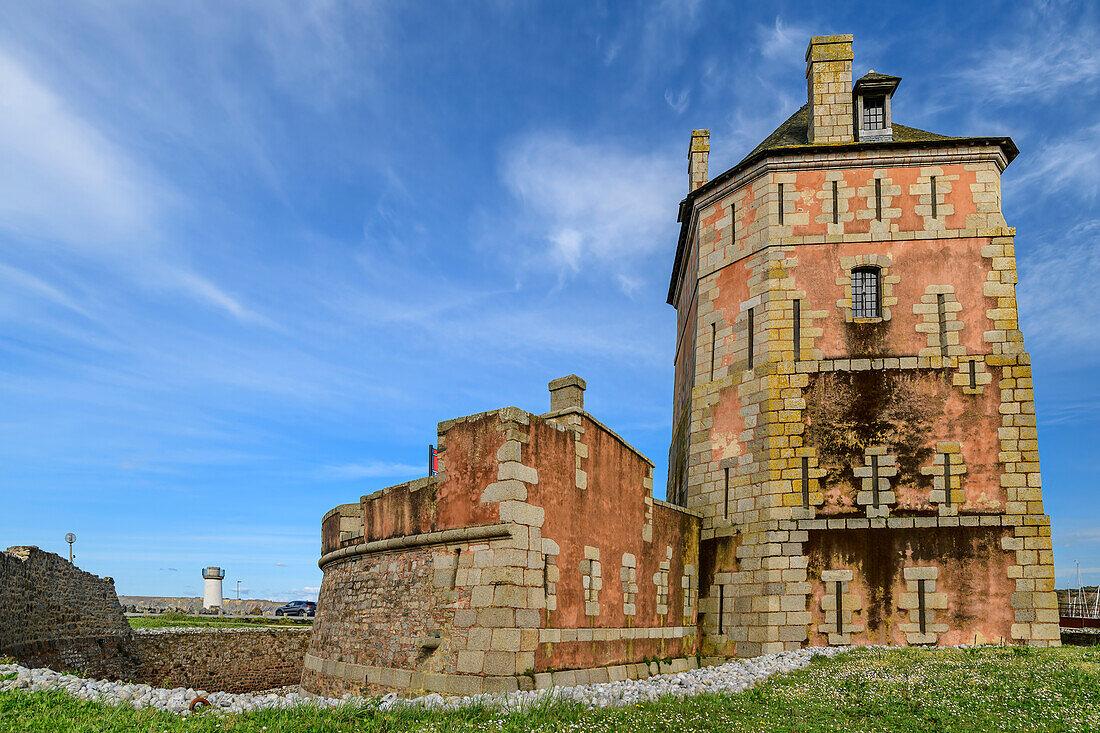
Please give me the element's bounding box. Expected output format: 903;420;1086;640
0;546;136;679
1;546;309;692
118;597;291;615
130;628;311;693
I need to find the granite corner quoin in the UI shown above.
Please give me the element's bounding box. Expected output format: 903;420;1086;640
304;32;1057;697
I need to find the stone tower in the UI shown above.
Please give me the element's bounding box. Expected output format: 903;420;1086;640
667;34;1059;654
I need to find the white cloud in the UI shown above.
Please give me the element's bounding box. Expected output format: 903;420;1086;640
641;0;703;71
0;262;96;321
0;46;271;328
170;269;277;328
1017;218;1100;359
0;49;163;249
1011;124;1100;203
757;16;811;65
283;586;320;600
959;17;1100;103
1061;528;1100;547
500;132;680;279
322;461;424;480
664;87;691;115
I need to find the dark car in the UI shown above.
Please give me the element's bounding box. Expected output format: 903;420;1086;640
275;600;316;617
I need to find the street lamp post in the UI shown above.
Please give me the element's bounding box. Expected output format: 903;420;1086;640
65;533;76;563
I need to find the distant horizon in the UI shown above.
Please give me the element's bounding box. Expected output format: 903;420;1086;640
3;1;1099;599
117;594;313;603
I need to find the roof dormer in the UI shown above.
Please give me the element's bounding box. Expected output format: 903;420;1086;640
853;71;901;142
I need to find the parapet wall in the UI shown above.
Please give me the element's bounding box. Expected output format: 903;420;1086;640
130;628;310;692
0;546;136;679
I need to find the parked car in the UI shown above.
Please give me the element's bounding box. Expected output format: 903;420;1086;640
275;600;316;617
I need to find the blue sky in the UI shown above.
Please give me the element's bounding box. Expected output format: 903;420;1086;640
1;1;1098;601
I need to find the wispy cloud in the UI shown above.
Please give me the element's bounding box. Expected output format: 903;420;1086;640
0;262;96;321
1061;528;1100;547
321;461;424;480
0;48;164;249
500;131;680;285
958;15;1100;103
1011;124;1100;203
757;16;811;66
283;586;320;601
169;269;277;328
1018;218;1100;359
664;87;691;115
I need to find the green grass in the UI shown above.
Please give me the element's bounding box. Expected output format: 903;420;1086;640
2;646;1098;732
126;613;311;630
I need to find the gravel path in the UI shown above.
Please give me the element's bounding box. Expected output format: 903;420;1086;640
0;646;848;717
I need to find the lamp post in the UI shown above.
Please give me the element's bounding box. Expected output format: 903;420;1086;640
65;533;76;563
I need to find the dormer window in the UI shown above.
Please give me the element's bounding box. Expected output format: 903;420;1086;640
862;96;885;130
853;71;900;142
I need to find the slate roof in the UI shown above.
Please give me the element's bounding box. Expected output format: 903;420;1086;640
666;106;1019;305
744;104;954;161
854;71;902;85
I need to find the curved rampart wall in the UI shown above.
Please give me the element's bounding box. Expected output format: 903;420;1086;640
305;400;702;698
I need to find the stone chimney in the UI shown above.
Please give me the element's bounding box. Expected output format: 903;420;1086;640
549;375;586;413
688;129;710;192
805;34;854;144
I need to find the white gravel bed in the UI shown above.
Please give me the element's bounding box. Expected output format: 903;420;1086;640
0;646;848;717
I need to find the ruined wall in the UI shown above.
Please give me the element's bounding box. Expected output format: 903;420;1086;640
130;628;309;693
0;546;136;679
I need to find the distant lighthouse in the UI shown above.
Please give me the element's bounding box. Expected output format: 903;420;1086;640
202;567;225;610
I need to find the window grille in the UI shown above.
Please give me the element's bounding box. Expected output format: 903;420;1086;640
863;96;885;129
851;267;881;319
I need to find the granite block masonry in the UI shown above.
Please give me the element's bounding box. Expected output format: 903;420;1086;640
306;31;1058;698
304;380;702;698
666;33;1057;656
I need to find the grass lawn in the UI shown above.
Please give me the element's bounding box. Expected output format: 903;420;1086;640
126;613;312;630
2;645;1098;732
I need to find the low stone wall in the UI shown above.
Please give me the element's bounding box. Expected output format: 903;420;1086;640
0;546;135;679
131;628;311;692
118;596;290;615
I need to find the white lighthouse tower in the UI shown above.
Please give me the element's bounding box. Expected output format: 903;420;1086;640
202;566;225;610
